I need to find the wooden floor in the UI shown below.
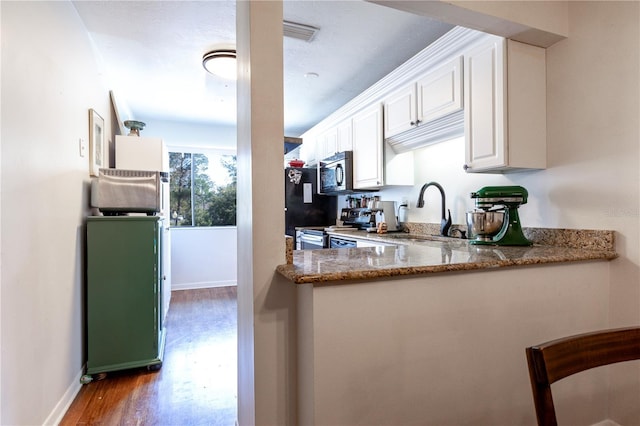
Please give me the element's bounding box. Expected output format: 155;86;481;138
61;287;238;426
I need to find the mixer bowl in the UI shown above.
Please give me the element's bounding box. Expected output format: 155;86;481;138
466;211;504;240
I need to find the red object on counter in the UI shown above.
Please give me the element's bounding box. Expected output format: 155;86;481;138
289;159;305;167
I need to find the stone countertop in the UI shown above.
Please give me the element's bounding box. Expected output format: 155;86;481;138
285;235;294;264
276;229;618;285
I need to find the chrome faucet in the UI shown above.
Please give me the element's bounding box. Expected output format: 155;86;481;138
417;181;452;237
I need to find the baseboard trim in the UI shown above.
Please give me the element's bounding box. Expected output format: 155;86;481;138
43;367;84;425
172;280;237;291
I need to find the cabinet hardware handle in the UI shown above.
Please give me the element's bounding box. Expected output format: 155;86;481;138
416;119;422;124
463;164;470;171
410;121;416;126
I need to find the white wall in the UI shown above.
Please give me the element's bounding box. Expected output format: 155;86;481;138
1;2;111;424
171;227;237;290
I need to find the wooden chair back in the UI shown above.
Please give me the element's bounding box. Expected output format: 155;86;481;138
526;326;640;426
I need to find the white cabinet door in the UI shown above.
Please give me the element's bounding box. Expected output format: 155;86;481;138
383;84;416;138
417;56;463;123
464;38;546;173
464;38;507;171
316;128;338;160
353;103;384;189
315;134;326;163
300;135;317;166
324;127;338;158
336;118;353;152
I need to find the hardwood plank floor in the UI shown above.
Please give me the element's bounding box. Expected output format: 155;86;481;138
61;287;238;426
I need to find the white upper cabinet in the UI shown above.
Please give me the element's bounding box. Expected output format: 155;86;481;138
383;84;417;138
353;103;384;189
336;118;353;152
417;56;463;124
384;56;463;140
316;127;338;161
300;135;318;166
464;38;546;173
314;133;325;163
316;118;353;161
300;27;546;179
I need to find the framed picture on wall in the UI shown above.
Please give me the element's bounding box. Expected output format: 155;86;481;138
89;108;105;177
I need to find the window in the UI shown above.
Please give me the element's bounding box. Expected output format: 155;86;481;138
169;151;237;227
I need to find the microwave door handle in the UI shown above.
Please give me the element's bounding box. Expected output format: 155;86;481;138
335;163;344;186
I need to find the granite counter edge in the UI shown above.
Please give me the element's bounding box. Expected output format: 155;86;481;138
276;249;618;285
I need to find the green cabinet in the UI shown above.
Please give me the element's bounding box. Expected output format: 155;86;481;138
85;216;165;378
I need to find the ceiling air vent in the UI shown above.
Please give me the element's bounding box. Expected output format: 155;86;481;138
283;20;319;42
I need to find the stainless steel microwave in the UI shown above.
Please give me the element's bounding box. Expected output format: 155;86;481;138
319;151;354;194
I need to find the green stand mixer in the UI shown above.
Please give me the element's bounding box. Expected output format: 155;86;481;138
466;186;532;246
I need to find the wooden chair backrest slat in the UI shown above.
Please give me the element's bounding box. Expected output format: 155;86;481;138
526;326;640;426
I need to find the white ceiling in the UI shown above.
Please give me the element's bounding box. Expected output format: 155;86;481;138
73;0;453;137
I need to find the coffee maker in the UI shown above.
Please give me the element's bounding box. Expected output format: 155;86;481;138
340;207;376;229
340;201;401;232
466;186;532;246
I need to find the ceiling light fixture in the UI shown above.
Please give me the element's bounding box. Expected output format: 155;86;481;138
202;49;237;80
